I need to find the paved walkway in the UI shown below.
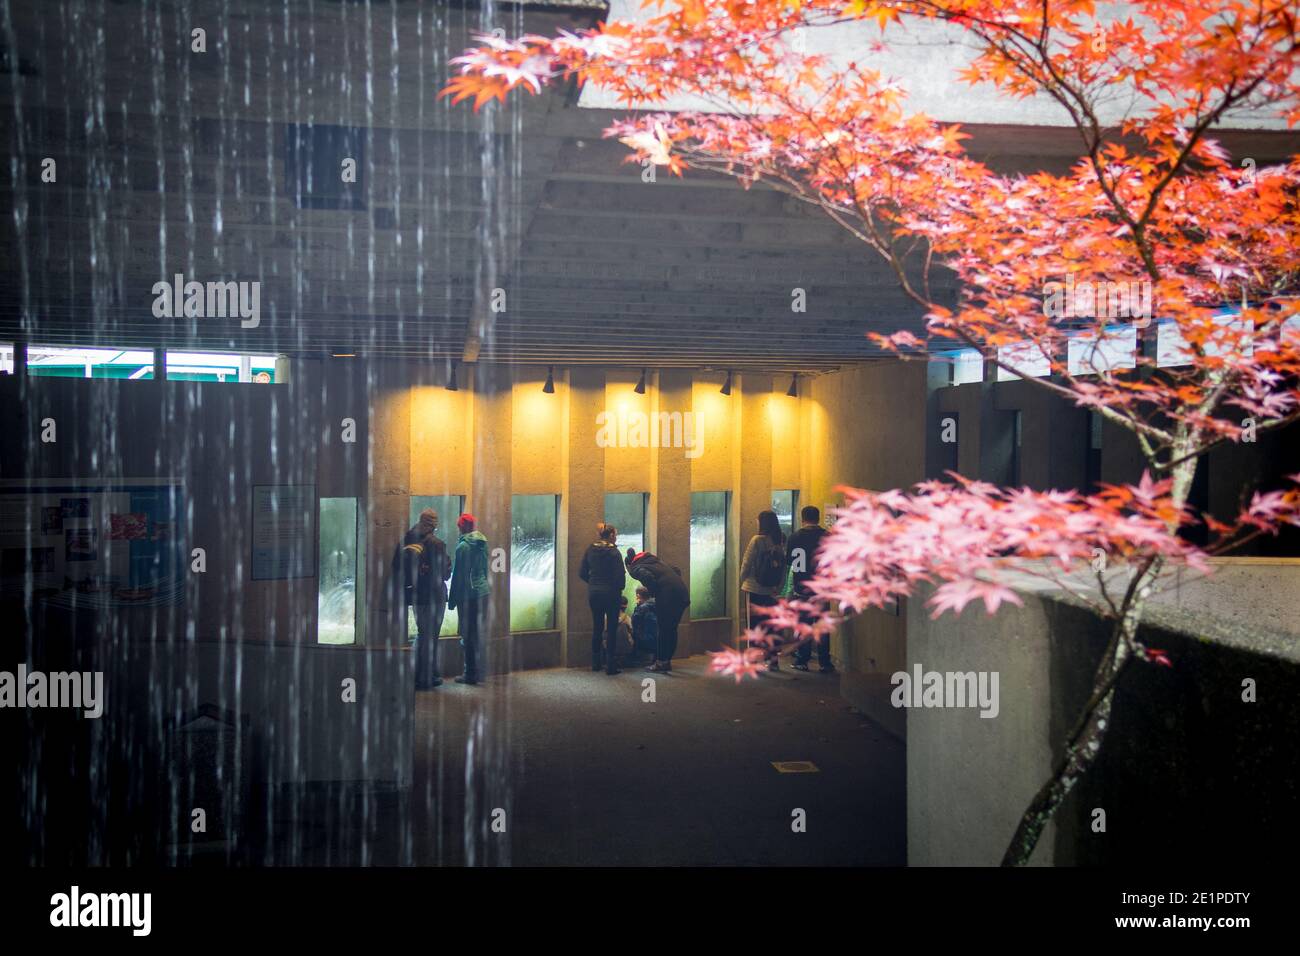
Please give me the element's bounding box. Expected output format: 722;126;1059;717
403;655;905;866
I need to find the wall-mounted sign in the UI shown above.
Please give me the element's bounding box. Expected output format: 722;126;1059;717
252;485;316;581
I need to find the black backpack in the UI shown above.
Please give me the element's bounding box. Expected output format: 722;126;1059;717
755;538;786;588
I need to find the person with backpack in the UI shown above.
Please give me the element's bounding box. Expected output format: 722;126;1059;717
625;549;689;673
447;513;491;685
740;509;788;671
579;522;626;674
400;508;452;690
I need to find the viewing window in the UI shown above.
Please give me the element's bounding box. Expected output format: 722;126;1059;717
932;348;983;385
28;346;156;379
510;494;557;631
690;491;729;619
996;342;1051;380
1157;311;1253;367
1066;326;1137;376
771;490;799;539
318;497;359;645
409;495;464;638
605;492;648;609
164;351;278;383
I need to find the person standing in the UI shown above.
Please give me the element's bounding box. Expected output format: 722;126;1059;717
740;509;787;671
787;505;835;673
579;522;626;674
403;508;452;690
447;513;491;685
625;549;689;673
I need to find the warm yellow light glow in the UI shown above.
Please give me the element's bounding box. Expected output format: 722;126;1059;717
518;383;562;433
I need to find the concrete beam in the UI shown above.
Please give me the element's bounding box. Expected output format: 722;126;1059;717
561;367;607;667
469;363;514;653
649;369;694;657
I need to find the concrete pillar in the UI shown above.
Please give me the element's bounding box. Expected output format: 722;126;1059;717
648;369;693;656
561;367;606;666
365;360;411;649
470;363;514;664
732;373;773;641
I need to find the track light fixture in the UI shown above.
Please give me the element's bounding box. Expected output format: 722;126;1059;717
786;374;798;397
634;368;647;394
543;366;555;394
720;370;733;396
445;361;458;392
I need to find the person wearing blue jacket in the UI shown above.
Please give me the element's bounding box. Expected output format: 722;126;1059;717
630;587;659;667
447;513;491;685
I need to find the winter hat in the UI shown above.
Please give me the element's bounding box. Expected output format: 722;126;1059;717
418;508;438;525
457;513;476;533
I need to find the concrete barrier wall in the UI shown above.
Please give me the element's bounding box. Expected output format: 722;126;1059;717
902;578;1300;866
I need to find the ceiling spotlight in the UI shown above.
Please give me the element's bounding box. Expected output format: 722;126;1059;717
720;371;733;396
543;366;555;394
634;368;647;394
445;361;458;392
786;374;798;397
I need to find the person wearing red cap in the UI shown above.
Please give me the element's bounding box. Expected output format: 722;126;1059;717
624;548;690;673
447;513;491;684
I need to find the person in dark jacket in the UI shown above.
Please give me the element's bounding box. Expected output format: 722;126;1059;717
579;523;626;674
402;508;452;690
787;505;834;673
447;513;491;685
625;548;690;673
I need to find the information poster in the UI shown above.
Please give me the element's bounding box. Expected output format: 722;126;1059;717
0;481;185;606
251;485;316;580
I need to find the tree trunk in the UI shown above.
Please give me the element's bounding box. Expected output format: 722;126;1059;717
999;445;1197;866
999;627;1131;865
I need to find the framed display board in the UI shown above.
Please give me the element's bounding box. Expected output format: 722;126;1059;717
251;485;316;581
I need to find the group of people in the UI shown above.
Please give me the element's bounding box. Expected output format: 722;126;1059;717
578;523;690;675
738;504;835;673
397;502;834;690
397;508;490;690
581;503;835;676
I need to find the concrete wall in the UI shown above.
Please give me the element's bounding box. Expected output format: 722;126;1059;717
905;577;1300;866
808;360;929;737
582;0;1292;131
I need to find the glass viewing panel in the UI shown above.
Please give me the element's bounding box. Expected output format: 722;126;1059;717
510;494;557;631
771;490;799;539
28;346;156;379
605;492;648;609
318;497;358;645
690;491;729;619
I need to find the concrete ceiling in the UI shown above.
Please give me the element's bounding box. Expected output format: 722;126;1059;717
1;1;1296;376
